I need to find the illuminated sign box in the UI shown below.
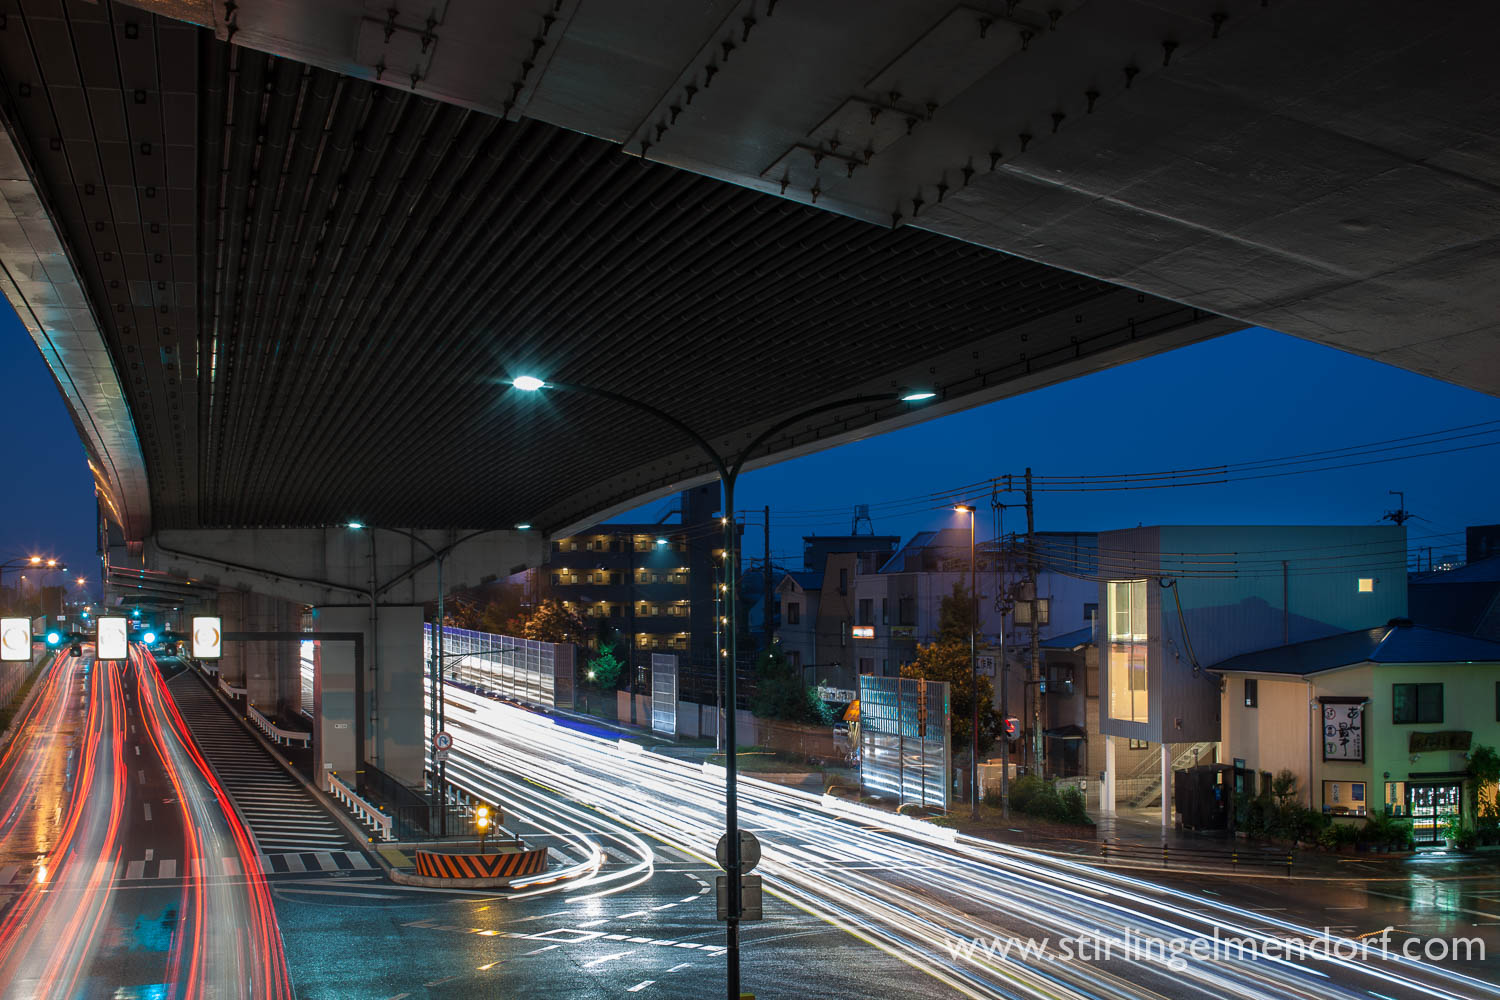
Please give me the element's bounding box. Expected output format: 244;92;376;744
97;617;128;661
0;618;30;662
851;625;875;639
192;616;222;660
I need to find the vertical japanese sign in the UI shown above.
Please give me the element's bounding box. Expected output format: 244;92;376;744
1321;698;1365;762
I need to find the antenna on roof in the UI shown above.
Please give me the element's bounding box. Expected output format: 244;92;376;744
851;504;873;536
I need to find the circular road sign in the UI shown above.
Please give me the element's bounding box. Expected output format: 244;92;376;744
434;730;454;752
716;829;761;874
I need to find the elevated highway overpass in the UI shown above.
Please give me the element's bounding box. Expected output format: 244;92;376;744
1;0;1495;792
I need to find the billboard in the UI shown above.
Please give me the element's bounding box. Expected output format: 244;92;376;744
97;617;128;661
651;652;678;736
192;616;223;659
0;618;30;662
858;674;951;811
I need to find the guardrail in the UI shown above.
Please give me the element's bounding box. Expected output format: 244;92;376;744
218;676;246;699
247;703;311;748
1099;838;1293;874
327;771;394;841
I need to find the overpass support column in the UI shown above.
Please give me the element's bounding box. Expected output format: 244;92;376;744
310;605;425;795
220;592;301;716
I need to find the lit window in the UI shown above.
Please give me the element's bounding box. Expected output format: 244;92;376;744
1358;578;1374;593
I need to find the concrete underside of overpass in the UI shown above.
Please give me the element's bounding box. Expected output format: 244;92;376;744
2;0;1495;557
2;0;1494;824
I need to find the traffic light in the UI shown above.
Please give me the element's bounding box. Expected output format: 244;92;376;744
1003;716;1020;739
141;631;157;645
45;630;64;649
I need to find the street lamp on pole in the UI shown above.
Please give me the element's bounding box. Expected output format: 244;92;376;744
955;505;979;819
511;375;937;1000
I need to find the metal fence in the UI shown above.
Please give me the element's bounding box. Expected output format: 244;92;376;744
424;625;574;710
858;674;951;811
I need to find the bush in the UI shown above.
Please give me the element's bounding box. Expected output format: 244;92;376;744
1003;775;1092;826
1360;810;1415;851
1317;822;1359;850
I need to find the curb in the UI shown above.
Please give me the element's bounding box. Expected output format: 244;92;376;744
0;651;57;751
386;867;525;889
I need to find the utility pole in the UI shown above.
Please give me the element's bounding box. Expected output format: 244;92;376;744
1383;490;1413;526
762;505;773;650
1025;468;1043;777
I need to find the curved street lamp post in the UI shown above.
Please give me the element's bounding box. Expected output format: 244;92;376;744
512;376;935;999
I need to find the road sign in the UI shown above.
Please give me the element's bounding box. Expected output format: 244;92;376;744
0;618;30;662
716;874;763;921
433;748;450;763
191;616;222;659
716;829;761;874
433;730;453;752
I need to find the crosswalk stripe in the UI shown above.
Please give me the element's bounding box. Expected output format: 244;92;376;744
159;859;176;879
0;865;18;885
125;860;145;880
313;851;337;871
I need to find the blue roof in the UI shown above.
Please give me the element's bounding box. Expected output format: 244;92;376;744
1041;625;1095;650
1211;622;1500;675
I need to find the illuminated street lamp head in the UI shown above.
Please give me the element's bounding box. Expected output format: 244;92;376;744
28;555;40;565
954;504;976;513
655;537;668;546
45;559;57;568
511;375;547;391
345;520;364;530
901;390;938;402
514;523;532;530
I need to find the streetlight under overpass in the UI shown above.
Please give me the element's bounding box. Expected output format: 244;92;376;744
510;374;936;1000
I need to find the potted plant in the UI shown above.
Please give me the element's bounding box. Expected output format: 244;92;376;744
1439;813;1461;850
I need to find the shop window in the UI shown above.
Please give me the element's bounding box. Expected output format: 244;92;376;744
1322;780;1367;817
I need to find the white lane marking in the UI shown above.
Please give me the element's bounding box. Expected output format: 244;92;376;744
667;963;691;973
137;769;145;784
626;982;654;993
134;745;140;756
618;910;648;919
143;803;152;822
275;887;404;899
650;903;677;911
584;952;631;968
521;944;559;956
679;896;697;903
158;859;176;879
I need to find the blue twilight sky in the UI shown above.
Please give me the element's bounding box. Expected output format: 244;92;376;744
4;296;1500;591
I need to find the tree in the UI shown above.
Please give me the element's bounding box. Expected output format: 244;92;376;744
937;580;978;646
901;582;999;760
586;646;625;689
750;648;830;725
586;618;627;690
515;599;586;644
901;641;999;760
